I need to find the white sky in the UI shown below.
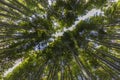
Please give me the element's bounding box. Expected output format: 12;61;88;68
52;9;103;37
109;0;118;2
3;59;22;77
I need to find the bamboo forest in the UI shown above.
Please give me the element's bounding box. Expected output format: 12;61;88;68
0;0;120;80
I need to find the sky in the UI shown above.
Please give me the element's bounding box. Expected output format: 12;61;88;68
3;59;22;77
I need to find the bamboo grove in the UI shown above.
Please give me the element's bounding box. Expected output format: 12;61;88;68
0;0;120;80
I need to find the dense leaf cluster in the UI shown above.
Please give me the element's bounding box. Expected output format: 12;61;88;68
0;0;120;80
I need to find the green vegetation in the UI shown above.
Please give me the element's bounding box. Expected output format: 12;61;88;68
0;0;120;80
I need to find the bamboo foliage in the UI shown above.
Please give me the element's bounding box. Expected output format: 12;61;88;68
0;0;120;80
